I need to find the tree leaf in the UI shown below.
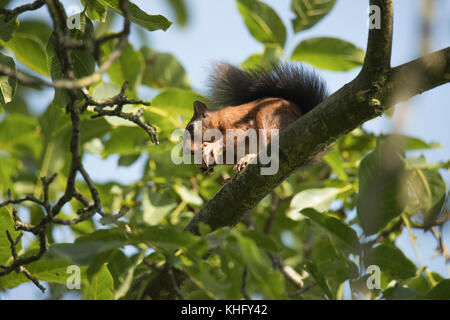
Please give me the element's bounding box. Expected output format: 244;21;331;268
0;207;21;265
425;279;450;300
101;41;144;94
173;185;203;207
288;187;342;220
407;168;446;226
323;146;348;181
237;0;287;47
0;257;73;290
140;46;190;89
291;37;365;71
381;134;441;150
82;264;114;300
46;33;96;108
357;140;408;235
0;16;18;43
301;208;360;254
304;260;333;299
45;241;123;265
81;0;107;22
90;82;142;127
98;0;172;31
109;250;145;299
167;0;188;27
16;20;52;46
234;232;286;299
241;46;281;69
0;52;17;104
291;0;336;32
363;244;416;280
5;32;48;75
142;189;178;225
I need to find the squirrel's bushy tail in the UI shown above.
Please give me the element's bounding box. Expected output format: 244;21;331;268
207;62;328;113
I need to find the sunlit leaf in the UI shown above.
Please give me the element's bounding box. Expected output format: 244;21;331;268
291;0;336;32
98;0;172;31
291;37;364;71
363;244;416;280
0;52;17;104
237;0;286;47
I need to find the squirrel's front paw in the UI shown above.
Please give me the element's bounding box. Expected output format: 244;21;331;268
201;140;223;168
233;154;257;172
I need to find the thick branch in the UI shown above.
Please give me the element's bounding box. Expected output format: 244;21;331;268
361;0;393;75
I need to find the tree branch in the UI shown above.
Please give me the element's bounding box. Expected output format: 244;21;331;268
0;0;45;21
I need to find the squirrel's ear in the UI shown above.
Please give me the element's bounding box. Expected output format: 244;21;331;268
193;100;209;117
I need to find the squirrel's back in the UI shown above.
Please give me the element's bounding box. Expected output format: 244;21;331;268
207;62;328;114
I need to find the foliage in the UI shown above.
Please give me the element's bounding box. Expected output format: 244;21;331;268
0;0;448;300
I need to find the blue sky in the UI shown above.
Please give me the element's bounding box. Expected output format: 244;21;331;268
1;0;449;299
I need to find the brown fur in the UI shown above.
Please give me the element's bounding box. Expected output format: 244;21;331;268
184;98;302;171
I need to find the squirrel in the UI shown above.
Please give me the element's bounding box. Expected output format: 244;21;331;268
183;62;327;173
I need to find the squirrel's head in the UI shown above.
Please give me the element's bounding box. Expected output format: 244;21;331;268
183;100;214;154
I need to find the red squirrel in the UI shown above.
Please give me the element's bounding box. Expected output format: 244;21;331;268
183;63;327;173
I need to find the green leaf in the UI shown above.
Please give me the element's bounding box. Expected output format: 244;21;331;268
101;41;144;94
140;46;190;89
426;279;450;300
82;0;107;22
110;251;145;299
82;264;114;300
45;241;123;265
304;260;333;299
357;140;408;235
291;0;336;32
173;185;203;207
0;156;16;192
167;0;188;26
363;244;416;280
0;113;40;156
142;189;178;225
0;207;21;265
16;20;52;46
407;168;446;226
5;32;48;75
98;0;172;31
0;257;73;290
0;16;18;43
288;187;343;220
383;284;422;300
291;37;365;71
0;52;17;104
46;33;96;108
381;134;441;151
301;208;360;253
323;146;348;181
90;82;142;127
103;126;148;155
237;0;287;47
133;225;203;251
234;232;286;299
241;46;281;69
241;230;279;252
118;153;140;166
